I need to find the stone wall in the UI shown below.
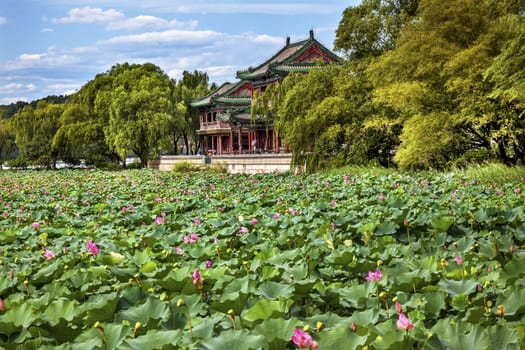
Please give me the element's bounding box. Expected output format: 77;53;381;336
149;154;293;174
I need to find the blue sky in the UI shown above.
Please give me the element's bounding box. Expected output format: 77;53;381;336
0;0;360;104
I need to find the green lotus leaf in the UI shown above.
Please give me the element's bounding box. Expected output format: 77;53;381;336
253;317;299;348
190;314;223;339
371;319;409;350
451;293;470;310
199;329;266;350
158;266;192;291
338;283;376;308
317;326;367;349
500;256;525;284
325;249;355;266
496;286;525;316
123;329;182;350
79;292;119;324
99;251;125;266
256;281;294;300
241;298;294;326
431;216;454;233
0;302;36;334
103;323;133;349
438;279;479;296
0;227;18;243
487;325;520;350
71;334;104;350
43;298;79;325
431;319;489;350
115;297;170;327
210;293;249;315
423;290;447;315
132;248;153;266
376;221;398;236
140;261;158;275
32;259;61;285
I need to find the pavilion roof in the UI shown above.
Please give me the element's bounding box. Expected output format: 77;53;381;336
190;80;251;108
236;31;340;80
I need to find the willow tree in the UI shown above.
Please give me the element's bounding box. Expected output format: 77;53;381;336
103;63;172;167
11;101;64;168
335;0;419;59
170;70;213;155
53;75;114;165
368;0;525;169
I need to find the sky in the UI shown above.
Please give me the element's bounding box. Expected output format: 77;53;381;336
0;0;360;105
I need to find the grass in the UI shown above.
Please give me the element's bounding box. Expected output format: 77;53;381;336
450;162;525;185
321;162;525;186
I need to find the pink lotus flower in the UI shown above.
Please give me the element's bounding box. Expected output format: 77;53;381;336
251;218;258;225
87;241;100;255
193;217;200;225
272;213;280;219
515;188;521;194
455;255;462;266
365;269;382;282
184;233;199;244
0;297;5;311
395;301;402;313
291;328;314;349
351;321;357;332
379;193;386;201
206;260;212;268
32;222;40;229
43;249;55;260
396;312;414;331
239;226;249;234
193;269;201;285
176;247;183;254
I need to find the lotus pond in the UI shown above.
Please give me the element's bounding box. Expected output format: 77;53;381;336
0;169;524;349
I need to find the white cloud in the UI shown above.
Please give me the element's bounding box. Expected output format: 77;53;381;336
41;28;55;32
19;53;45;62
52;6;198;32
5;49;81;71
171;3;341;15
0;16;7;25
1;96;28;104
0;83;37;94
52;7;124;24
46;83;80;96
203;65;236;78
99;29;221;45
107;16;198;31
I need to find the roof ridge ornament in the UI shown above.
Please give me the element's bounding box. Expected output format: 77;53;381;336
309;29;314;40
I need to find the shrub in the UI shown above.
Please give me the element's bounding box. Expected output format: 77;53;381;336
172;161;204;173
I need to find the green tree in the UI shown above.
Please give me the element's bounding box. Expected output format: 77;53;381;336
11;101;64;168
0;119;17;169
103;63;172;167
335;0;419;59
172;70;215;155
54;72;118;166
368;0;524;168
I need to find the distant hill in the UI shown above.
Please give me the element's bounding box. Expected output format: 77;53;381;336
0;95;69;119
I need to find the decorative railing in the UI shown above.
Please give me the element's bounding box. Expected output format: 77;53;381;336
200;121;231;130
